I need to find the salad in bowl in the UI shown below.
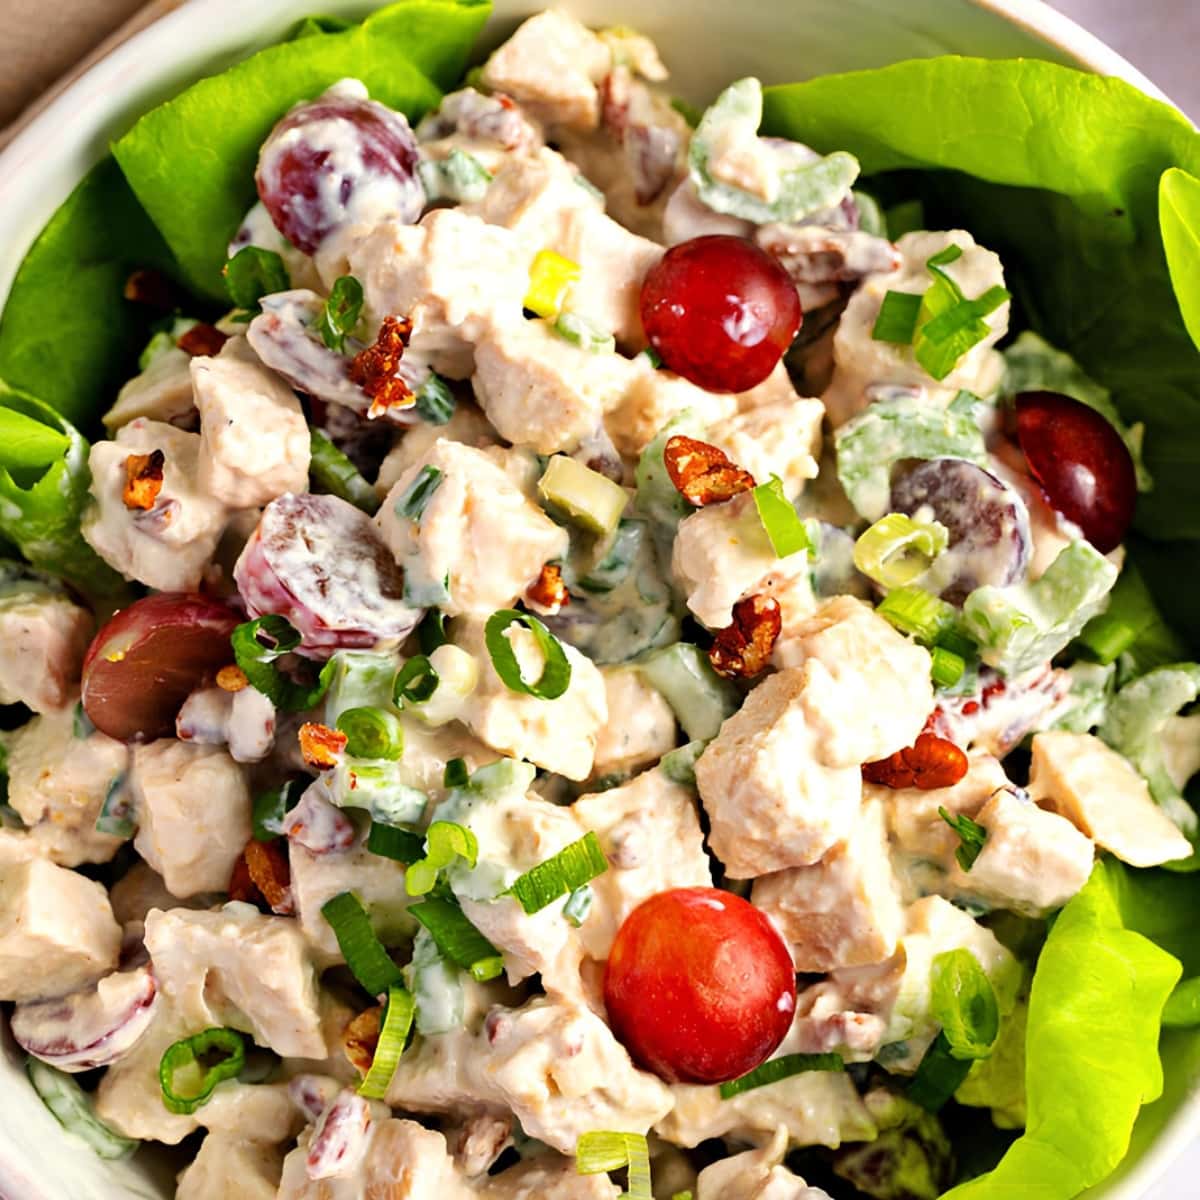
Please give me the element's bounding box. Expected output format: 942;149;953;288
0;2;1199;1197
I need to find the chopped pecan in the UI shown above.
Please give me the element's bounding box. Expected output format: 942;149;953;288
525;563;570;616
123;268;174;311
298;722;348;769
216;664;249;692
349;316;415;419
244;838;294;915
663;435;756;506
342;1005;382;1075
122;450;165;511
177;323;229;357
708;594;782;679
228;849;261;906
862;733;969;791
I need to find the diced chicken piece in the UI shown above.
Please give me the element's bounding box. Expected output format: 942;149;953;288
775;596;933;764
471;318;636;454
130;741;251;898
752;798;904;972
657;1070;876;1149
278;1117;474;1200
376;440;568;616
145;904;325;1058
695;669;862;877
481;10;612;131
191;338;310;508
823;230;1009;428
590;668;677;777
6;707;128;866
83;418;230;591
386;1023;502;1117
0;582;92;713
478;999;673;1153
0;858;120;1002
472;147;661;347
104;346;197;431
1028;730;1191;868
604;360;737;459
176;1134;283;1200
455;616;607;780
696;1129;832;1200
706;399;824;500
959;785;1094;917
289;824;416;969
787;961;900;1062
376;403;497;496
672;490;813;631
97;1001;298;1144
417;87;545;174
884;896;1021;1069
175;684;277;763
488;1155;621;1199
346;209;531;379
572;769;711;961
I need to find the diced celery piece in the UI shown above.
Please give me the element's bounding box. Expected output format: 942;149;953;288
660;739;707;786
324;760;427;825
539;455;629;535
553;312;616;354
637;644;739;742
324;651;398;726
405;926;465;1036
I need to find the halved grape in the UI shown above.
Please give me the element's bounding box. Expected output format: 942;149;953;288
640;235;802;393
891;458;1032;605
256;85;424;255
234;493;421;658
1014;391;1136;554
81;594;242;742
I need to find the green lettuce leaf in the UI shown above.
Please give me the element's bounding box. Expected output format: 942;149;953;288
0;157;180;431
1160;167;1200;352
762;58;1200;545
941;859;1181;1200
112;0;490;299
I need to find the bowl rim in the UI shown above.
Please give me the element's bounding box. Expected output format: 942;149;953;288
0;2;1194;1198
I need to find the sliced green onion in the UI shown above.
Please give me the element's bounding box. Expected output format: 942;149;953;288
358;984;415;1099
335;706;404;761
443;757;469;789
409;896;504;981
231;615;335;711
930;646;967;690
484;609;572;700
394;465;443;521
415;373;456;425
318;275;363;351
939;807;988;871
252;778;304;841
321;891;404;996
854;513;949;589
932;947;1000;1059
158;1027;245;1115
508;832;608;914
660;740;707;787
366;821;425;863
406;821;479;896
871;290;923;344
718;1052;845;1099
27;1059;139;1159
223;245;289;312
576;1131;652;1199
752;475;811;558
95;776;134;838
563;886;594;927
554;312;616;354
641;346;664;369
908;1031;973;1112
417;609;448;654
1163;977;1200;1028
309;428;380;515
876;586;956;644
394;656;439;705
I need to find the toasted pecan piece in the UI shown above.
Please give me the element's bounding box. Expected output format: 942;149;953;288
349;316;415;419
708;594;781;679
524;563;570;616
298;721;348;769
122;450;165;511
862;732;969;791
177;322;229;357
663;435;756;506
342;1006;383;1075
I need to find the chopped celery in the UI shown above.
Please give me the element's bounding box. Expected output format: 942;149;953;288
579;519;645;593
417;148;492;204
635;411;704;530
27;1059;138;1160
637;644;739;742
1052;661;1117;735
323;761;427;826
405;926;465;1036
660;739;707;786
834;395;989;522
553;312;616;354
539;455;629;535
963;541;1118;676
1099;664;1200;834
324;650;399;726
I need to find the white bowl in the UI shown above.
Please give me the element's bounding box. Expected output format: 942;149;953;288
0;2;1190;1197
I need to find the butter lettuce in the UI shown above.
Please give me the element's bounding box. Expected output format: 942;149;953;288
943;860;1182;1200
112;0;489;299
